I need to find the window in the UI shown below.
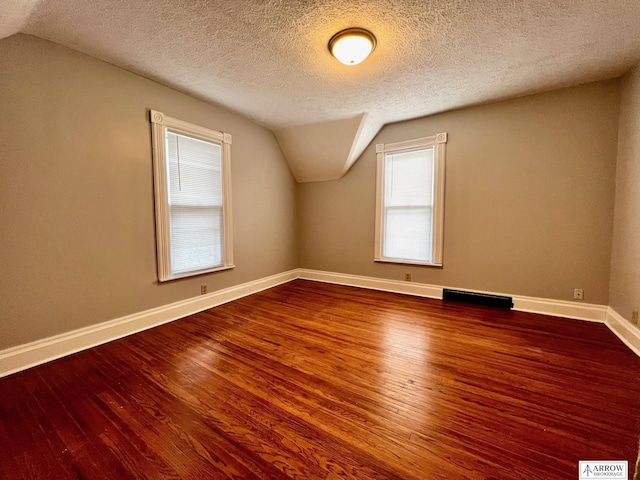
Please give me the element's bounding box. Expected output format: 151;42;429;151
150;110;233;281
374;133;447;266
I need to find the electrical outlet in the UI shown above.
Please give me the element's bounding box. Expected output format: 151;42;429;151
201;285;208;295
404;273;411;282
573;289;584;300
632;311;639;325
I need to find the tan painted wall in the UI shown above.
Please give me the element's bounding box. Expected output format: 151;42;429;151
610;65;640;327
298;81;620;304
0;34;298;349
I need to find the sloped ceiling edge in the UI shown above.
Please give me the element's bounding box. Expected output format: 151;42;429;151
0;1;42;40
274;114;375;183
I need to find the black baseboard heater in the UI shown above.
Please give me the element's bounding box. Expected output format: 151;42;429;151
443;288;513;309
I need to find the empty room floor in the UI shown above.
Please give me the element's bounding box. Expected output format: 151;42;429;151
1;280;639;479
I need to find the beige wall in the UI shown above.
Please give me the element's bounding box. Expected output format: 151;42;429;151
0;35;298;349
0;33;629;353
298;81;620;304
610;65;640;328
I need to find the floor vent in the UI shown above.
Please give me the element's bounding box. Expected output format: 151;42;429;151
442;289;514;309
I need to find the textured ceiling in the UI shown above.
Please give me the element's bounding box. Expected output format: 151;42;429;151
0;0;41;38
7;0;640;181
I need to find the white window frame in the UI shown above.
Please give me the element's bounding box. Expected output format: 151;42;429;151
374;132;447;266
150;110;234;282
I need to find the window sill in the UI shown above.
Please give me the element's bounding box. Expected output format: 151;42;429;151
374;258;442;268
159;264;236;282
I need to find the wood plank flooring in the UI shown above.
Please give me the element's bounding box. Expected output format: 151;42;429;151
1;279;639;479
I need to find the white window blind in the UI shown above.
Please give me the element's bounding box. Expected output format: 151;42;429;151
383;148;434;262
375;133;447;266
166;131;223;275
150;110;233;282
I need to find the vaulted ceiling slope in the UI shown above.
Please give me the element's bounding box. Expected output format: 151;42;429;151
4;0;640;182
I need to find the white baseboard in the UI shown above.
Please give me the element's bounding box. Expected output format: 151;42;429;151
298;269;442;299
606;308;640;356
297;269;608;323
512;295;607;323
0;270;298;378
0;268;630;378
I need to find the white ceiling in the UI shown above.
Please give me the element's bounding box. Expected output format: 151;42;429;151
4;0;640;181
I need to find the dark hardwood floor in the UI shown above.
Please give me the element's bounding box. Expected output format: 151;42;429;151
1;279;639;479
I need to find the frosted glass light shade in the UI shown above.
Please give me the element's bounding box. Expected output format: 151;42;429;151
329;28;376;66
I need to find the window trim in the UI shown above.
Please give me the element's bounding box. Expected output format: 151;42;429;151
374;132;447;266
150;110;234;282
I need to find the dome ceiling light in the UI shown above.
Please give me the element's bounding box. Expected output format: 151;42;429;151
328;28;377;66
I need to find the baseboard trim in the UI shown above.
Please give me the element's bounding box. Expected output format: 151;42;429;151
297;269;607;323
297;269;442;299
606;308;640;356
512;295;606;323
0;270;298;378
0;268;628;377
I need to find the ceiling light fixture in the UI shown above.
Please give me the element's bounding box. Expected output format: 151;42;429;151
328;28;377;66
